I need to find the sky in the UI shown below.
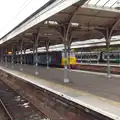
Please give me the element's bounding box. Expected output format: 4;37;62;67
86;0;118;7
0;0;50;38
0;0;119;39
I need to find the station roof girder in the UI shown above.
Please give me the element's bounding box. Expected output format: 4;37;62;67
1;0;120;50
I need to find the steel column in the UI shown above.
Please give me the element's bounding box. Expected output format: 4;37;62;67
89;50;91;64
16;51;19;64
81;49;82;63
55;1;85;82
20;40;23;71
46;40;49;69
35;35;39;75
0;47;3;65
106;45;111;78
105;28;112;78
11;46;14;69
63;40;69;83
68;42;71;71
46;48;49;69
33;42;35;66
24;49;26;65
118;47;120;67
5;48;8;67
97;50;99;64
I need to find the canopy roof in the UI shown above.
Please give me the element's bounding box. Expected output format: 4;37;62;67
1;0;120;51
86;0;119;8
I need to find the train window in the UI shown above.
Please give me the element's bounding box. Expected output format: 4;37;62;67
62;52;65;57
70;51;75;57
62;50;75;58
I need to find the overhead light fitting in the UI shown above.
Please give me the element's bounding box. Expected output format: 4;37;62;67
44;21;58;25
71;23;79;27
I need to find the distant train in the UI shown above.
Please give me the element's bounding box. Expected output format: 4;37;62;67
4;49;77;68
3;49;120;67
75;50;120;63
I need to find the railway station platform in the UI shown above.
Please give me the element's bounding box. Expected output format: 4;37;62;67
0;63;120;119
76;63;120;74
77;63;120;67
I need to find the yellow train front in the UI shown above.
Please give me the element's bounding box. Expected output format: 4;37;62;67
61;49;77;69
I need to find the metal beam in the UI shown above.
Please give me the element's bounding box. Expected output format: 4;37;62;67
109;18;120;36
82;4;120;13
0;0;86;44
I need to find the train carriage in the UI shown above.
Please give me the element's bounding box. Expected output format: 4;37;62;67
4;49;77;68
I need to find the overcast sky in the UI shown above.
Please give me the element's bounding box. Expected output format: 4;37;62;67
0;0;50;38
0;0;119;39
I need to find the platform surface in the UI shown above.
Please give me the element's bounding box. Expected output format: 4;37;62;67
0;63;120;120
77;62;120;67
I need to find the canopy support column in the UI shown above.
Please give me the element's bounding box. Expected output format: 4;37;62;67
46;40;49;69
61;25;71;83
118;47;120;67
68;44;71;70
118;48;120;67
97;27;114;77
33;41;35;67
63;40;69;83
81;49;82;63
23;48;26;65
0;47;3;65
20;40;23;71
97;50;99;64
67;36;72;71
33;33;39;75
56;3;86;83
16;51;19;64
89;49;91;64
11;46;14;69
105;28;112;78
5;48;8;67
106;44;111;77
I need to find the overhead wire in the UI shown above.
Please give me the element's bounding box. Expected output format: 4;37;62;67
0;0;34;33
12;0;34;20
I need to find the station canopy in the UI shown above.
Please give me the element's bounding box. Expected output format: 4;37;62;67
1;0;120;51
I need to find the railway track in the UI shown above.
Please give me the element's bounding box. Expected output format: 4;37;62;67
0;80;49;120
0;99;11;120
